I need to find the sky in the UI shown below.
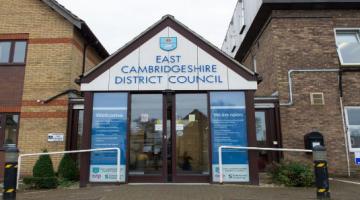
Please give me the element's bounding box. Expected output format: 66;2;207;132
56;0;237;54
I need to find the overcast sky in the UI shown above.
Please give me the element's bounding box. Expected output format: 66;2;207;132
57;0;237;54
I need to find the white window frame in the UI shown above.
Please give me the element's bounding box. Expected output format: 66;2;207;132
334;28;360;66
344;106;360;152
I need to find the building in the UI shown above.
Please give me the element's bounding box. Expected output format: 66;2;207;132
78;15;260;185
222;0;360;176
0;0;108;181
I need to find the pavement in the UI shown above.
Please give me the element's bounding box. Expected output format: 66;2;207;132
16;180;360;200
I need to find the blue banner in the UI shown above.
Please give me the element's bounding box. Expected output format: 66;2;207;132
210;92;249;182
90;93;128;182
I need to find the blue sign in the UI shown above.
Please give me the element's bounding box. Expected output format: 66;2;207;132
90;93;128;182
355;152;360;165
356;158;360;165
210;92;249;182
160;37;177;51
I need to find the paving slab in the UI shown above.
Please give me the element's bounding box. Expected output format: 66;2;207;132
17;180;360;200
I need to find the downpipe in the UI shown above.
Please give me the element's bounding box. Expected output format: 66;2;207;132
280;68;351;177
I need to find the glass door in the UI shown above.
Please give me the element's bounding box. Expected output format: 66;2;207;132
129;94;165;182
128;93;210;183
173;93;210;182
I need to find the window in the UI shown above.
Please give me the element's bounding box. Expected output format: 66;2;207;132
335;29;360;65
0;40;27;65
0;113;20;146
255;112;266;142
4;114;19;145
345;107;360;152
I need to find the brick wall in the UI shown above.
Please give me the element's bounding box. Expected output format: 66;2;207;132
0;0;104;177
242;9;360;176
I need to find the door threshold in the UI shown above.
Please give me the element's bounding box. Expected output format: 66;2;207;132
128;183;211;186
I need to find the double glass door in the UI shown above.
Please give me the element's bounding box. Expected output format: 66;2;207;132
129;93;210;182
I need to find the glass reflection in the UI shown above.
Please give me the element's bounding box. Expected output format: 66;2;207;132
255;112;266;143
175;94;209;175
130;94;163;175
4;114;19;145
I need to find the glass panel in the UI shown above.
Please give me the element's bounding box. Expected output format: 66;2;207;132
210;92;249;182
336;32;359;46
349;127;360;149
176;94;209;175
255;112;266;142
0;42;11;63
336;31;360;64
90;93;128;182
4;114;19;145
347;108;360;125
77;110;84;150
130;94;163;175
13;41;27;63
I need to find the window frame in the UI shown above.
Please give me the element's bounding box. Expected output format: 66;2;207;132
334;28;360;66
0;113;21;148
344;106;360;152
0;40;28;66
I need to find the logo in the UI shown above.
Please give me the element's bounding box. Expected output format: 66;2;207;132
92;167;100;174
160;37;177;51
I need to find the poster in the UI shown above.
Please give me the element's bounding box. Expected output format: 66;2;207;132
210;92;249;182
90;93;128;182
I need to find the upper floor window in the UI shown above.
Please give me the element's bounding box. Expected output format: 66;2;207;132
345;107;360;152
0;40;27;65
335;29;360;66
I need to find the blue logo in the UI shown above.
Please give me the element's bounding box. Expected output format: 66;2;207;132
92;167;100;173
160;37;177;51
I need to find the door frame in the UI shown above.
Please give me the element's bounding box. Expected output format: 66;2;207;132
126;91;212;183
171;92;211;183
127;92;167;183
0;113;21;147
254;101;282;170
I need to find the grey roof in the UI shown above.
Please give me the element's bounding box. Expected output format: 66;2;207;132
41;0;109;58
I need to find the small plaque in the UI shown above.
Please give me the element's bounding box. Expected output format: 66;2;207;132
48;133;64;142
176;124;184;131
155;124;163;131
140;113;149;122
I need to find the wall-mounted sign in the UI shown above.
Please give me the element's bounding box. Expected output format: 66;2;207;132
81;27;257;92
355;152;360;165
48;133;64;142
210;92;249;182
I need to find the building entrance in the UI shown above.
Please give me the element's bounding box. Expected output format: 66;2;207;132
128;93;210;182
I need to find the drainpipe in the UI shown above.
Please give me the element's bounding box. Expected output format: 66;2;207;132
280;68;351;177
280;69;339;106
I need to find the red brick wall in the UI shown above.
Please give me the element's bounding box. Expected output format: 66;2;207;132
0;67;25;107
